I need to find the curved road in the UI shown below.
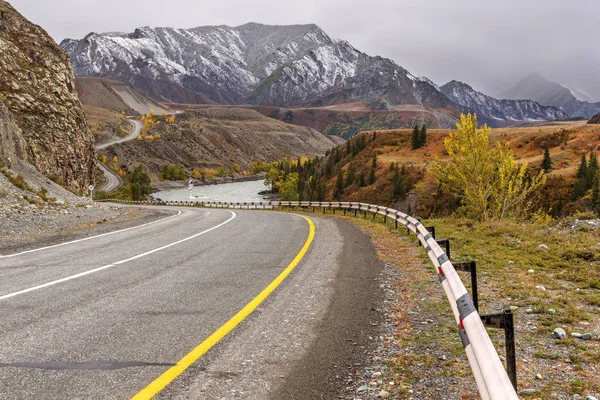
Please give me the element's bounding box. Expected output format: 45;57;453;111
0;207;326;399
97;119;143;192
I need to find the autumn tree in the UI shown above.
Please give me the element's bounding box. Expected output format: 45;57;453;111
431;113;545;220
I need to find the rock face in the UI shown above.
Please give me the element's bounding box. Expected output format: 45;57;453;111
0;0;94;191
440;80;569;125
0;101;25;164
61;23;453;110
588;112;600;124
499;73;600;118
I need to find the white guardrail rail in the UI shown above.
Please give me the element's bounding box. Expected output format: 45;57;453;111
98;199;519;399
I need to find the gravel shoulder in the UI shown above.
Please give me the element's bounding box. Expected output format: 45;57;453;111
0;203;174;255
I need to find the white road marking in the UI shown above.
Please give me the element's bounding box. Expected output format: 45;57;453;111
0;211;236;301
0;211;186;259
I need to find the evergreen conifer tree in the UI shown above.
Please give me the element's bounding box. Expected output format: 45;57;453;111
587;152;598;187
334;170;344;200
411;125;420;150
345;163;355;187
418;125;427;148
573;152;589;199
358;171;366;187
541;147;552;172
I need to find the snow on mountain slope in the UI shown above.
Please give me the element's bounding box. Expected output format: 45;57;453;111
61;23;452;110
440;80;569;125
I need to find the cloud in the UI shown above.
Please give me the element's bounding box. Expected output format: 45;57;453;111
10;0;600;100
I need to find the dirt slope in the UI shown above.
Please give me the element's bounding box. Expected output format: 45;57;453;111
75;77;168;115
99;108;340;182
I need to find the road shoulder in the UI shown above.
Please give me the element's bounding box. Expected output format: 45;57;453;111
0;205;174;255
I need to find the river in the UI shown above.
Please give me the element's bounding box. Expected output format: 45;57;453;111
153;179;270;202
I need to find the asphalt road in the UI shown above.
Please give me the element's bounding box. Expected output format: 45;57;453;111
97;161;122;192
97;119;142;192
96;120;143;150
0;207;317;399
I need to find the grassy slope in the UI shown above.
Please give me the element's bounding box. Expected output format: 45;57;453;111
324;122;600;215
423;217;600;396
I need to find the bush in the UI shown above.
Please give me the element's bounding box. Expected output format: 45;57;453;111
159;164;188;181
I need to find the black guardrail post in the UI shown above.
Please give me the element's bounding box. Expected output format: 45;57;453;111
425;226;436;239
436;239;450;259
453;261;478;311
480;311;517;391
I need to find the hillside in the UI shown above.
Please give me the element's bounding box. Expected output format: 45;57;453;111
75;77;168;115
499;73;600;118
0;0;94;191
299;121;600;217
588;112;600;125
440;80;568;125
167;102;460;137
60;23;453;112
97;107;340;183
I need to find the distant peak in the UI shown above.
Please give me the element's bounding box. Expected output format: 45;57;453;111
444;80;473;90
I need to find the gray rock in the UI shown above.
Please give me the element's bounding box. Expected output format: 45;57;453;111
377;390;390;399
547;308;556;314
357;385;368;393
539;244;549;250
572;332;583;338
585;397;598;400
582;333;592;340
519;388;537;395
553;328;567;339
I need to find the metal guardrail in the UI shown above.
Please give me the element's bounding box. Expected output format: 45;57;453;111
97;198;519;399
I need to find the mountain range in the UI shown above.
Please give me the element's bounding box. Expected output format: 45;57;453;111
61;23;579;128
440;80;569;123
498;73;600;118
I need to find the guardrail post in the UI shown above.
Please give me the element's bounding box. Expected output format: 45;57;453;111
453;261;478;311
425;226;436;239
436;239;450;259
480;310;518;391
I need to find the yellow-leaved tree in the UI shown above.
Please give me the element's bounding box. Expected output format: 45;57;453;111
431;114;545;220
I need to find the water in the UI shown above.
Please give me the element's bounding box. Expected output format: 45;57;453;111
154;180;269;202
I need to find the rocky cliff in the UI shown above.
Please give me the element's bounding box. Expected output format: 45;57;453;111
0;0;94;191
588;112;600;125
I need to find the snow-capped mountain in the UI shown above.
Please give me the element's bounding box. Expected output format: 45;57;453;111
498;73;600;118
60;23;451;109
440;80;569;124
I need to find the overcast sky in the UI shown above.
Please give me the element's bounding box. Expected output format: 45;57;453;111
10;0;600;100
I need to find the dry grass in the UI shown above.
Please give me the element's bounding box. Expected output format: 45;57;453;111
83;104;130;138
374;123;600;182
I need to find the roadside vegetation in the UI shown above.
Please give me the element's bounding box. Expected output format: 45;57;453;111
94;165;151;201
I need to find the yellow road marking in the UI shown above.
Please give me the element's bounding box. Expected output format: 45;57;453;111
131;214;315;399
